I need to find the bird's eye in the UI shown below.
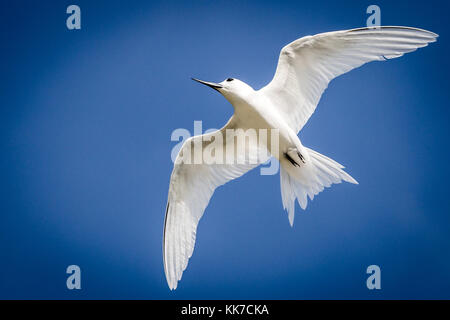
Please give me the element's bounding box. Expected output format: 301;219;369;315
226;78;234;82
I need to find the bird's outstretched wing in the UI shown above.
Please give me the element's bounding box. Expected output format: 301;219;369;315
163;117;269;290
261;26;438;133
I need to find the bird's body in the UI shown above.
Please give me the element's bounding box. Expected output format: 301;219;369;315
224;87;311;177
222;85;304;162
163;26;438;290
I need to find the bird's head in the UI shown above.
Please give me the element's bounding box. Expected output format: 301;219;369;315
191;77;254;105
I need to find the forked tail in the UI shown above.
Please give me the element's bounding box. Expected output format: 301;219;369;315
280;147;358;226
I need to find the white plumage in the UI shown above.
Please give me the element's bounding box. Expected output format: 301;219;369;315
163;26;438;290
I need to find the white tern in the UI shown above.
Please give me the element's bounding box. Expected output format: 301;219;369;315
163;26;438;290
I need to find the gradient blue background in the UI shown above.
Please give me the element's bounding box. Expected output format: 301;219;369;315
1;0;449;299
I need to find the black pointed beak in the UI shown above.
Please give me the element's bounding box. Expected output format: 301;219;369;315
191;78;223;91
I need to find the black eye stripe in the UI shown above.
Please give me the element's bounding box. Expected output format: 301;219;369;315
226;78;234;82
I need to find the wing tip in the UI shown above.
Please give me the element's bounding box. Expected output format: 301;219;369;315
169;283;177;291
343;168;358;184
349;25;439;39
288;214;294;227
166;276;179;290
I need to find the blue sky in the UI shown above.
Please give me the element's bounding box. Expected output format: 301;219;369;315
1;0;449;299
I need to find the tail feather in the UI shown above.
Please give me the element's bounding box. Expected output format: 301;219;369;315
280;147;357;226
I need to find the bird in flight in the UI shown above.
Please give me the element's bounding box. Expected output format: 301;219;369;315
163;26;437;290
